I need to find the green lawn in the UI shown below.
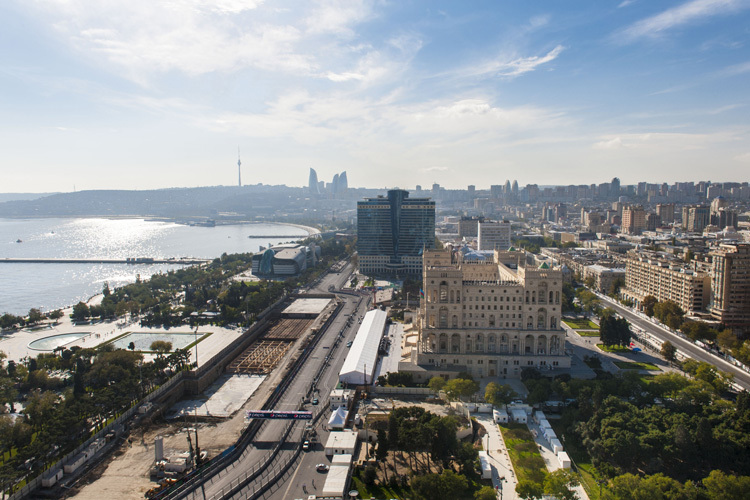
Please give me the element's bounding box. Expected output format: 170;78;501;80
549;421;601;500
576;330;600;337
563;318;598;330
596;344;631;353
498;423;547;485
614;361;660;371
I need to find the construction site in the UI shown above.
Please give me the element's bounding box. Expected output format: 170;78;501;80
65;295;338;500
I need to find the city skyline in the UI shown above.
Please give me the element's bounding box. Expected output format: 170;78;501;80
2;0;750;192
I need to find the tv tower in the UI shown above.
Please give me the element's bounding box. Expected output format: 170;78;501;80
237;146;242;187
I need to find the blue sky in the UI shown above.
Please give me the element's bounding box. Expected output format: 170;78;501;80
1;0;749;192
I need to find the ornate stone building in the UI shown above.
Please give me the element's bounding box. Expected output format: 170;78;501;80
402;248;570;381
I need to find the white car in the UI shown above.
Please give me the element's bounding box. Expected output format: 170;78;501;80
316;463;330;472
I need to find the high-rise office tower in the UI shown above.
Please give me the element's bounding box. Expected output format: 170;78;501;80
357;189;435;275
308;168;320;195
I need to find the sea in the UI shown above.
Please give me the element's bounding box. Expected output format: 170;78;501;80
0;218;310;316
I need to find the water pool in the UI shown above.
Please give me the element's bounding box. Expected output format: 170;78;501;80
28;332;90;351
109;332;205;352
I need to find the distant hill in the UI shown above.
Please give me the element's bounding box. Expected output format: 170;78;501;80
0;185;307;219
0;193;60;203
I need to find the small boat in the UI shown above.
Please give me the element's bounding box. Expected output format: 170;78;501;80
16;239;22;243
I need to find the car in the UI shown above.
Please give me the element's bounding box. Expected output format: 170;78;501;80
316;463;330;472
312;398;319;405
346;341;353;348
302;440;310;451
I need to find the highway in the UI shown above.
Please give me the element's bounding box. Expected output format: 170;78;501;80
178;262;366;500
596;294;750;391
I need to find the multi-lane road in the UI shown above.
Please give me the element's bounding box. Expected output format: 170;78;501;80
178;263;367;500
595;293;750;391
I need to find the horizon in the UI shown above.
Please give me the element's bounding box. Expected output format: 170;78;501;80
2;1;750;191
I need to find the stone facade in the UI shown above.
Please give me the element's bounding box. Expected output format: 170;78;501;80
402;248;570;381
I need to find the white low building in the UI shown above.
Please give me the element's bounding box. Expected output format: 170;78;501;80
325;431;358;456
329;388;352;409
510;409;527;424
478;451;492;479
493;409;509;423
339;309;387;385
322;465;351;498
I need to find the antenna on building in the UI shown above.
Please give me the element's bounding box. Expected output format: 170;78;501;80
237;146;242;187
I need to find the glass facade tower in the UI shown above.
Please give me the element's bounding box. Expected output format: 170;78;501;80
357;189;435;275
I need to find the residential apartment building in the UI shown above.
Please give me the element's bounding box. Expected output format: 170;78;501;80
584;265;626;294
621;206;646;235
357;189;435;275
458;216;484;238
656;203;675;225
682;205;710;232
477;221;512;251
401;248;571;381
622;250;711;314
710;243;750;334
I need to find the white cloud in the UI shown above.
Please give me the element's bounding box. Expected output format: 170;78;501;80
420;166;450;172
593;137;626;149
593;131;740;151
497;45;565;77
619;0;748;42
459;45;566;80
22;0;378;84
618;0;636;8
735;152;750;162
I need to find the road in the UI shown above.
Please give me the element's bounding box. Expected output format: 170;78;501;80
596;294;750;391
180;262;367;500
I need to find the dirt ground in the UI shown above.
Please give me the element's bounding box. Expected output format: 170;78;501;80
65;347;294;500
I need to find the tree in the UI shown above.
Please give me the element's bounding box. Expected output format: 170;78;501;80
443;378;479;401
577;289;601;318
71;301;90;321
27;308;44;324
128;341;136;351
642;295;658;317
48;309;64;322
150;340;173;354
680;321;718;343
661;341;677;365
485;382;516;409
702;470;750;500
428;376;446;393
475;486;497;500
653;300;684;330
516;479;544;499
544;469;579;500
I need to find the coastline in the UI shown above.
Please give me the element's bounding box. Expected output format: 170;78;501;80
0;215;321;236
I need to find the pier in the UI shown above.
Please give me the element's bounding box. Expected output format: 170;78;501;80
0;257;210;265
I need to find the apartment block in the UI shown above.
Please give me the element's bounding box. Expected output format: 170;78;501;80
710;244;750;333
622;250;710;314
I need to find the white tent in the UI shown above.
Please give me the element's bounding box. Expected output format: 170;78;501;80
339;309;387;385
328;406;348;430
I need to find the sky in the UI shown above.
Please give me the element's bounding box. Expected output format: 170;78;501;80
1;0;750;192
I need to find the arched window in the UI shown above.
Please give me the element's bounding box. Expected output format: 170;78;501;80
500;334;508;353
456;290;460;302
524;335;534;354
452;315;458;328
439;307;448;328
489;315;495;327
550;335;561;354
465;338;472;352
525;291;530;303
550;317;557;329
439;333;448;353
451;334;461;353
537;308;547;329
537;335;547;355
439;282;448;303
450;290;455;303
532;291;536;304
549;291;554;303
538;282;548;304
